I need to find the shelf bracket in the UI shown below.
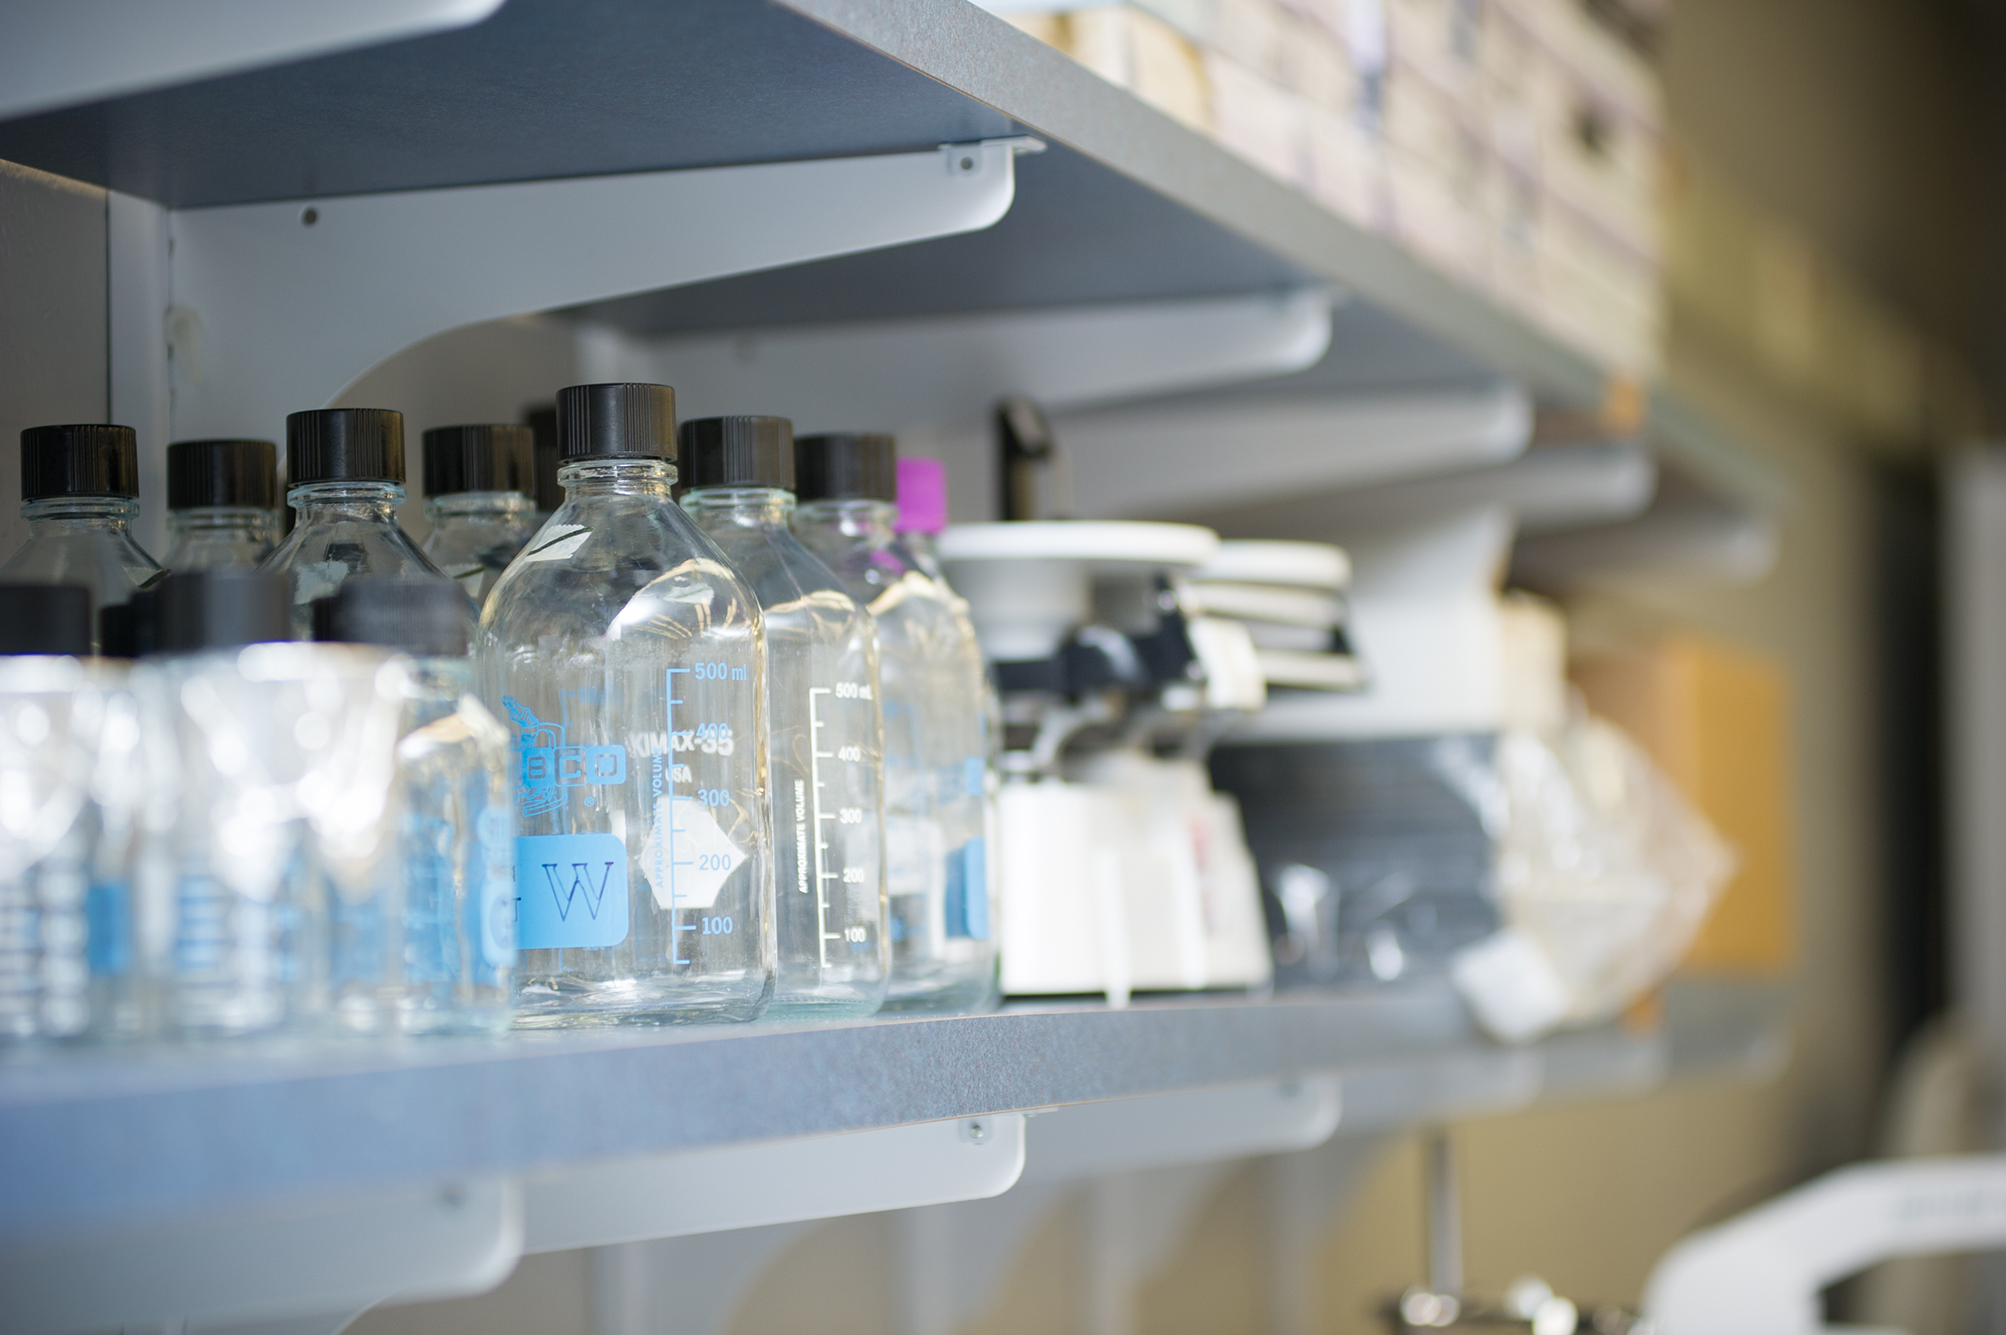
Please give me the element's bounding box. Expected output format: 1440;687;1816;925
1021;1076;1343;1183
522;1113;1027;1254
4;1177;521;1335
156;137;1044;442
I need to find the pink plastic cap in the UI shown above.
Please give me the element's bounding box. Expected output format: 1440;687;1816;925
895;456;948;534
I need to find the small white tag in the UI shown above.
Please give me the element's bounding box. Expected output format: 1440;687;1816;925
640;795;745;910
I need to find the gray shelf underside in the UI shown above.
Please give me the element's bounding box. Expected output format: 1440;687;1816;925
0;0;1784;508
0;978;1785;1243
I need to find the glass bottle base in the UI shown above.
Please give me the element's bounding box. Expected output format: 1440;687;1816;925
879;964;1000;1015
511;974;774;1028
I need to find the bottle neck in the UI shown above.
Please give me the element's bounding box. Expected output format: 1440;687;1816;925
168;506;270;538
680;486;794;530
21;495;138;532
424;491;533;522
288;480;406;524
794;498;898;547
557;457;677;500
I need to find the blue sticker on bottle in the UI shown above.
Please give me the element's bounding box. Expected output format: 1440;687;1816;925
86;881;131;976
944;837;990;941
516;832;630;950
963;756;986;797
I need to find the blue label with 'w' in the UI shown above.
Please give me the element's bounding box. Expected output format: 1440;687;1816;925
516;833;630;950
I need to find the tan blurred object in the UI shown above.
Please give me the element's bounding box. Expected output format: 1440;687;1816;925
1661;142;1984;449
1571;634;1795;974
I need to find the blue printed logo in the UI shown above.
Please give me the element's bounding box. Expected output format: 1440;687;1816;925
516;832;630;950
503;697;628;817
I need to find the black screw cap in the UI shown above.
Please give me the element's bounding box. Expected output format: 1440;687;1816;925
678;416;795;491
523;405;562;511
286;409;405;487
313;576;469;658
21;424;139;501
153;570;292;653
422;424;532;498
794;433;897;503
555;384;677;461
168;439;278;510
0;584;91;655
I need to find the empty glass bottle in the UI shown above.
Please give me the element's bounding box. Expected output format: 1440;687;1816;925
0;424;163;654
478;383;772;1027
0;585;101;1043
316;578;515;1034
163;439;279;571
261;408;451;639
421;424;539;605
524;405;564;527
680;417;887;1018
793;435;998;1012
145;570;407;1037
894;456;950;582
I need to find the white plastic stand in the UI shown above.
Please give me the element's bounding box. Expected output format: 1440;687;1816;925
1644;1153;2006;1334
107;137;1044;445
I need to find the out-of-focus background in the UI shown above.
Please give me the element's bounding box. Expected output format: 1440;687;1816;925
7;0;2006;1330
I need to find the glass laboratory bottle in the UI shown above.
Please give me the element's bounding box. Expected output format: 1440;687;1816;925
894;456;950;581
316;578;515;1035
0;584;101;1043
0;424;163;655
262;408;453;639
524;404;564;526
793;434;998;1013
145;569;408;1037
163;438;279;571
477;383;772;1027
421;424;539;606
680;416;887;1018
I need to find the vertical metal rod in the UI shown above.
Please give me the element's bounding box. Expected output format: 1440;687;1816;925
1424;1128;1462;1298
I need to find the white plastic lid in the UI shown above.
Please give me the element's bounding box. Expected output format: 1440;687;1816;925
937;521;1219;571
1190;540;1350;590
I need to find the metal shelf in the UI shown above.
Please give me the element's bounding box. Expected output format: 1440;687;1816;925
0;978;1785;1244
0;0;1783;509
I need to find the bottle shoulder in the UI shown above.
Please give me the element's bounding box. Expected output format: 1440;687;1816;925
263;516;442;577
1;528;161;599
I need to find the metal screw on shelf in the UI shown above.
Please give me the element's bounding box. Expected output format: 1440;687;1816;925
961;1118;989;1144
301;207;319;226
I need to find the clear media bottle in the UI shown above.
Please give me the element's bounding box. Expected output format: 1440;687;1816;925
0;425;163;654
680;417;887;1018
524;405;564;527
793;436;998;1012
421;424;539;605
0;585;101;1042
163;439;279;571
316;579;515;1034
478;383;772;1026
261;408;452;639
144;570;408;1037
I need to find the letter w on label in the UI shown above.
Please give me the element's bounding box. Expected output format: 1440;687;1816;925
516;832;631;949
544;860;618;922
